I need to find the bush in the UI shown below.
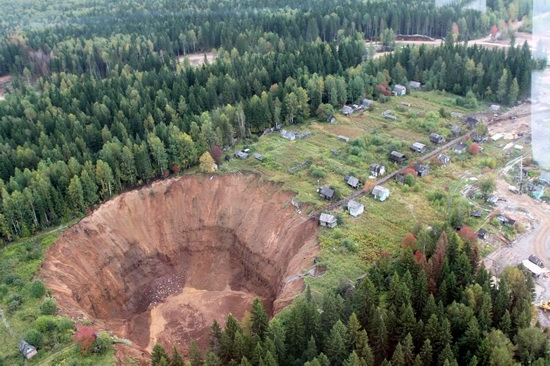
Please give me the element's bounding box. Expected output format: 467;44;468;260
93;332;113;355
7;293;23;312
341;238;358;253
74;326;97;355
3;273;21;286
29;280;46;298
0;284;8;300
25;329;44;348
310;166;326;179
404;174;415;187
40;298;58;315
35;315;58;333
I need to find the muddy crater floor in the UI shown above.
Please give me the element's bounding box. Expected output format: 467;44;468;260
40;174;318;354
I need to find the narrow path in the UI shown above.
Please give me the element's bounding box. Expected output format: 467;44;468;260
0;307;14;336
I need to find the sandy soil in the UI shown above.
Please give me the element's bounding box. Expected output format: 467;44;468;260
40;174;319;359
177;52;216;67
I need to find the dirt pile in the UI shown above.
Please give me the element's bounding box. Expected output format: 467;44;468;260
40;174;318;354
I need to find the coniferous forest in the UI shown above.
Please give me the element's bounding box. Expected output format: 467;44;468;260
0;0;548;365
150;226;548;366
0;0;542;243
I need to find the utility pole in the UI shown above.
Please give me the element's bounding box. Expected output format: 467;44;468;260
519;155;523;194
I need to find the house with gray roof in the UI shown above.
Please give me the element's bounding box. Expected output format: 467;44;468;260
410;142;426;153
348;200;364;217
409;81;421;90
317;187;335;200
372;185;390;201
342;105;353;116
392;84;406;96
344;175;361;189
280;129;296;140
319;213;337;228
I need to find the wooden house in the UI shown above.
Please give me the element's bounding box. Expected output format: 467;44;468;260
390;151;407;164
410;142;426;153
372;185;390;201
319;213;337;228
348;200;364;217
317;187;335;200
429;133;445;144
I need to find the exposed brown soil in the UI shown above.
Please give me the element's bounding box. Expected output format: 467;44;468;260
40;174;318;358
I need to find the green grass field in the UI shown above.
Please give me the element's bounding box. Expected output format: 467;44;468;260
224;91;512;292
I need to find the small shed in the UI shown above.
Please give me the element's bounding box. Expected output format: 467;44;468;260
18;340;38;360
410;142;426;153
338;135;350;142
348;200;364;217
414;163;430;177
344;175;361;189
471;210;483;218
390;151;407;164
326;114;336;123
395;173;405;184
409;81;421;90
234;150;249;159
539;171;550;185
530;186;545;200
382;110;398;120
452;143;467;154
490;104;501;112
465;117;479;129
392;84;406;96
521;259;546;278
253;153;264;161
370;164;385;177
280;130;296;141
477;228;488;240
451;125;462;136
317;187;335;200
372;185;390;201
362;98;373;108
472;133;488;143
438;154;451;165
429;133;445;144
319;213;337;228
342;105;353;116
295;131;312;139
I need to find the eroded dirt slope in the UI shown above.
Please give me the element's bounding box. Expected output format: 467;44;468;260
41;174;318;355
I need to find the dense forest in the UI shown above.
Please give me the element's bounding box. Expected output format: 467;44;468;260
0;0;542;244
150;226;548;366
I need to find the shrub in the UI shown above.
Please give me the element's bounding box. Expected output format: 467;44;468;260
74;326;97;354
25;329;44;348
35;315;58;333
0;284;8;300
469;143;481;155
404;174;415;187
3;273;21;286
310;166;326;178
40;298;58;315
29;280;46;298
93;332;113;355
341;238;358;252
57;317;74;333
7;293;23;312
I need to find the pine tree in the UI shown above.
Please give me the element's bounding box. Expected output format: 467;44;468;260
251;298;269;340
303;336;318;361
170;347;184;366
151;344;170;366
326;320;349;366
189;341;202;366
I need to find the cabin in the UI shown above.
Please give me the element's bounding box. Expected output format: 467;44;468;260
390;151;407;164
465;117;479;129
410;142;426;153
234;150;249;159
486;195;498;205
338;135;350;142
370;164;386;177
409;81;421;90
496;215;516;226
319;213;337;228
472;133;488;143
414;163;430;177
362;98;373;108
280;130;296;141
451;125;462;136
348;200;364;217
342;105;353;116
253;153;264;161
477;228;488;240
438;154;451;165
490;104;501;112
326;114;336;123
18;340;38;360
382;110;398;120
539;171;550;185
521;259;546;278
452;143;467;154
317;187;335;200
429;133;445;144
344;175;361;189
295;131;312;139
471;210;483;218
372;185;390;201
392;84;406;96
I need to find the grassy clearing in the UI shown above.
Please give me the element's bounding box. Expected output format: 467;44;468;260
0;224;116;366
224;91;509;291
